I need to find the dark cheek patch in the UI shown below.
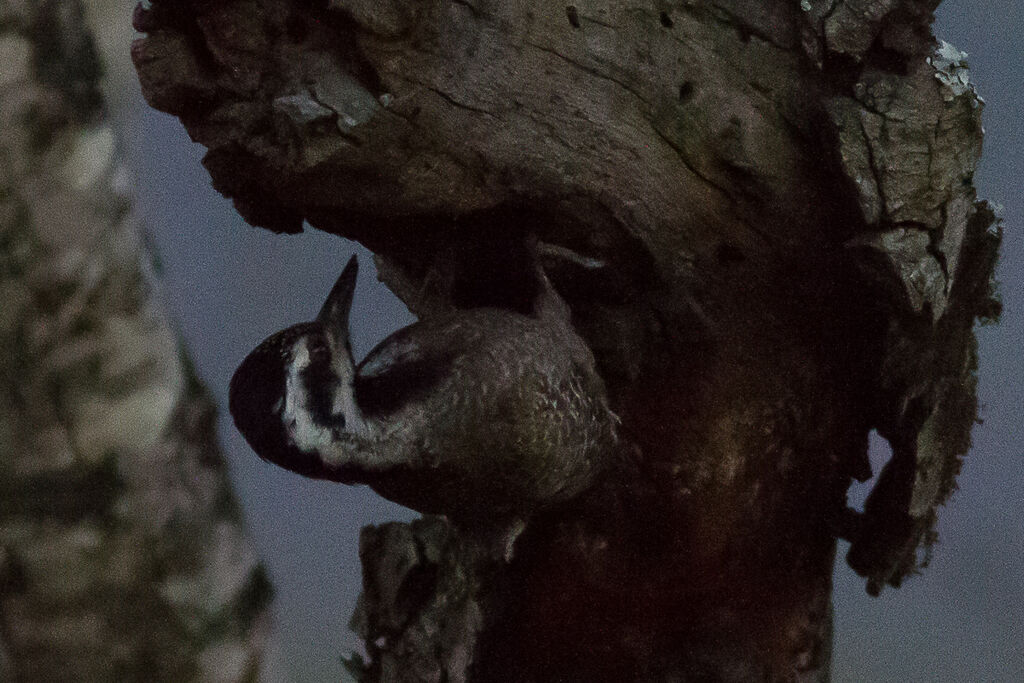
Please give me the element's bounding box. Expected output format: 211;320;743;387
300;361;340;428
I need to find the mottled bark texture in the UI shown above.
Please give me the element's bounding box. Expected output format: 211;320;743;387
0;1;271;680
133;0;999;680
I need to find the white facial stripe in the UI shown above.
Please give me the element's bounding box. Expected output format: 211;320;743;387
291;339;312;371
283;337;369;454
332;382;368;437
283;338;334;454
325;333;368;437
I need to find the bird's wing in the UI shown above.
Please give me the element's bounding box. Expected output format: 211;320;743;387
355;326;457;418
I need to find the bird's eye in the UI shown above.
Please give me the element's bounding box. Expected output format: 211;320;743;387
308;338;330;366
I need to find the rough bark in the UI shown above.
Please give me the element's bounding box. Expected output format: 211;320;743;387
0;1;271;680
132;0;999;680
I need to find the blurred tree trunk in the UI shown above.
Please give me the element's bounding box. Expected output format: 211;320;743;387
132;0;999;680
0;1;271;680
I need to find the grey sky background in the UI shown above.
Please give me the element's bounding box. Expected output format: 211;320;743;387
117;2;1022;680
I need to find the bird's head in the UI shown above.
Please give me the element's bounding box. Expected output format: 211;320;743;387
229;255;362;481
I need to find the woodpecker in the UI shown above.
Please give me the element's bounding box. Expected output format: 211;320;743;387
229;251;619;548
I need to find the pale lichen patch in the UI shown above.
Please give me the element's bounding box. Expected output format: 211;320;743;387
928;40;979;104
63;125;115;190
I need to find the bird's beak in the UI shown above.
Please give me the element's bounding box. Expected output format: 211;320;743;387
317;254;358;347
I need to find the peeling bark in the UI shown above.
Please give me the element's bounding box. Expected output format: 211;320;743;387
132;0;999;679
0;1;270;679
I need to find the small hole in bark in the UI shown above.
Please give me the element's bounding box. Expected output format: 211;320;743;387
715;243;745;265
566;5;581;28
660;11;673;28
678;81;694;102
411;106;422;118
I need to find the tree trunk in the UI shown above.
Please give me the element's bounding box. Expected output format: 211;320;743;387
0;1;271;679
132;0;999;680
